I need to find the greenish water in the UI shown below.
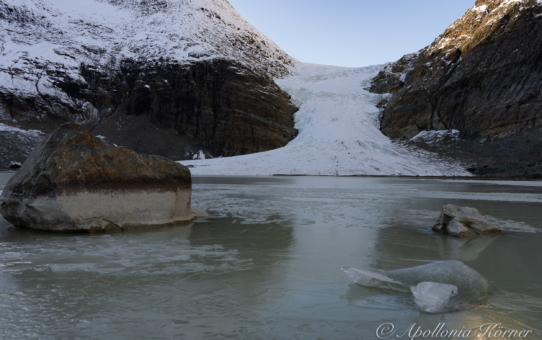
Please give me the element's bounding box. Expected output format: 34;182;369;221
1;175;541;339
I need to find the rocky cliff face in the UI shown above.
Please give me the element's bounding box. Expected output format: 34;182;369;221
0;0;298;168
370;0;542;177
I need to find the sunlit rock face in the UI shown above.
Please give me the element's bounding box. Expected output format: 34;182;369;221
370;0;542;177
0;123;195;232
0;0;298;166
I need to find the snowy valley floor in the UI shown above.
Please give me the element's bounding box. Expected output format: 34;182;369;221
181;62;471;177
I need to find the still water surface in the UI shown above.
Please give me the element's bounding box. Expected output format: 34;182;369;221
1;175;541;339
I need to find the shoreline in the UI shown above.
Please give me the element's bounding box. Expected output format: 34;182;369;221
2;170;541;181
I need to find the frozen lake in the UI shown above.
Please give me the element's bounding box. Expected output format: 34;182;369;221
1;175;541;339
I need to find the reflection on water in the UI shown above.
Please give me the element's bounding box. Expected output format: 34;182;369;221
0;175;541;339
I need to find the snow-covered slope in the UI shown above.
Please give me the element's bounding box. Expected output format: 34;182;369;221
0;0;293;107
0;0;299;166
0;0;293;73
180;62;471;176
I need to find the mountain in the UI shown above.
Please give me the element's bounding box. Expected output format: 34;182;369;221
370;0;542;177
0;0;298;168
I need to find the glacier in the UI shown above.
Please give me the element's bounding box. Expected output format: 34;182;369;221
180;62;471;176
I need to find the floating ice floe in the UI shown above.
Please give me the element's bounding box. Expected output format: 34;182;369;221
342;260;493;313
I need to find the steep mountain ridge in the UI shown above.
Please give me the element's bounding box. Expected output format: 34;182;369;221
1;0;294;77
370;0;542;177
0;0;298;167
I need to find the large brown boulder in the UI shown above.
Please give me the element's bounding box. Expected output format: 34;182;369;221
0;123;195;232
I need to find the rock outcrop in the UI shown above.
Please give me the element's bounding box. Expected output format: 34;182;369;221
368;51;421;94
433;204;502;237
370;0;542;177
0;123;195;232
0;0;298;167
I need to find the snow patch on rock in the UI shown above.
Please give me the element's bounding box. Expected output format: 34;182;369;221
379;51;420;83
410;129;460;144
193;150;206;160
0;123;44;137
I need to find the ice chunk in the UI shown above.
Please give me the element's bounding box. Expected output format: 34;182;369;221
385;260;493;303
341;267;410;292
342;261;493;313
410;282;458;313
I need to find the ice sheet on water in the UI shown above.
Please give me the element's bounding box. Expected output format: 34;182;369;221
484;215;539;233
343;260;493;313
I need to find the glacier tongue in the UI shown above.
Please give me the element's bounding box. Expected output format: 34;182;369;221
181;62;471;176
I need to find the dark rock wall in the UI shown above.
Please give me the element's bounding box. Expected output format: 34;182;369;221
0;59;298;165
369;0;542;177
381;4;542;141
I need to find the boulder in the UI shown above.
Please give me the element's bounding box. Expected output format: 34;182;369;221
0;123;196;232
433;204;502;237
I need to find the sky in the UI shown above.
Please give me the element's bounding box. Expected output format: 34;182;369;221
227;0;475;67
